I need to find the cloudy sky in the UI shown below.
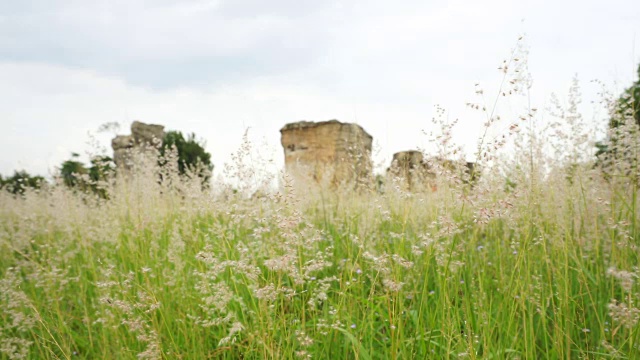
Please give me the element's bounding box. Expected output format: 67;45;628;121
1;0;639;178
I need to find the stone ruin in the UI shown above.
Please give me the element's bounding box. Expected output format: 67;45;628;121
108;120;477;190
111;121;165;171
387;150;436;191
280;120;373;186
387;150;478;191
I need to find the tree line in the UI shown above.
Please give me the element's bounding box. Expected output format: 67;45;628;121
0;130;212;195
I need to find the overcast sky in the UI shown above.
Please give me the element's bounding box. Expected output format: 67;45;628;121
1;0;639;178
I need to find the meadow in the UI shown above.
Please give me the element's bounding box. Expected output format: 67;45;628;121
1;53;639;359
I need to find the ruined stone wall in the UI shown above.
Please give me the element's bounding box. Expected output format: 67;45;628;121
387;151;478;191
280;120;373;186
387;150;435;191
112;121;165;171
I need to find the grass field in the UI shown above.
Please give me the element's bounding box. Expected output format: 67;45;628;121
1;58;639;358
1;141;639;359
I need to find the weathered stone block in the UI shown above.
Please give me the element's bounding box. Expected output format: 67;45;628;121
131;121;164;146
387;150;435;190
280;120;372;186
111;121;165;171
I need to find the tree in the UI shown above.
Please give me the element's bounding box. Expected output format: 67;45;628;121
88;156;114;183
60;153;88;188
161;131;213;177
611;63;640;129
87;156;114;198
596;63;640;182
0;170;45;194
59;153;114;197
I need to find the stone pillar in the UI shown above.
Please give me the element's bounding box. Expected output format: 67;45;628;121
280;120;373;186
112;121;165;171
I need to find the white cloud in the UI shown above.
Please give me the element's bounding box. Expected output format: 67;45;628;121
0;0;639;178
0;61;480;177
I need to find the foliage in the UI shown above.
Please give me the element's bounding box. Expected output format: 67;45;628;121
161;130;213;178
58;153;114;197
59;153;88;188
595;63;640;179
88;155;114;183
0;170;45;194
87;155;114;198
595;65;640;163
611;63;640;129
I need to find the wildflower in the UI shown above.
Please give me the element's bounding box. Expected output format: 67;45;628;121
608;299;640;329
606;267;637;293
382;278;403;292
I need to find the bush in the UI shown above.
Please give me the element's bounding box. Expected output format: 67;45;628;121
0;170;45;194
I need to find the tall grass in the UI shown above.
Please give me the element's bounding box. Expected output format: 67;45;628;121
1;44;639;359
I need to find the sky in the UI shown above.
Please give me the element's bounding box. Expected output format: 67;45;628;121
1;0;639;179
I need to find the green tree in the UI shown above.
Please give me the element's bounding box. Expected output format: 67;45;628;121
611;63;640;129
88;156;114;183
161;131;213;176
0;170;45;194
60;153;88;188
88;156;114;198
596;63;640;182
59;154;114;197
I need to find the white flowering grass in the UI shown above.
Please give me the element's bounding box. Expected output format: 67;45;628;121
1;41;640;359
0;152;638;359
